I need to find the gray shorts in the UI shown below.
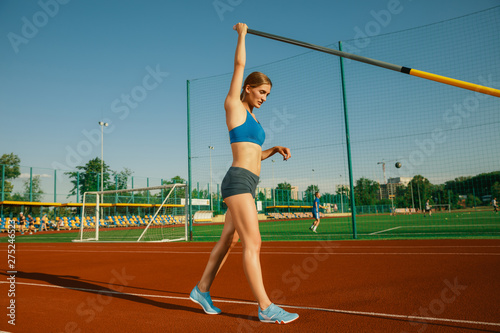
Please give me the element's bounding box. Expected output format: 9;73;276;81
221;167;259;199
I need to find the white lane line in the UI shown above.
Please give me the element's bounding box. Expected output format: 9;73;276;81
9;244;500;250
369;226;402;235
2;281;499;328
282;304;500;328
5;249;500;255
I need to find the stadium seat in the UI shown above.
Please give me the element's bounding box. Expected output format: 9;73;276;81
122;216;132;227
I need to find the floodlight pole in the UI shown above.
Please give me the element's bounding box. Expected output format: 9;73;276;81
417;182;422;211
340;175;344;214
410;181;415;210
272;160;276;206
1;164;4;201
98;121;108;192
312;169;315;193
208;146;214;211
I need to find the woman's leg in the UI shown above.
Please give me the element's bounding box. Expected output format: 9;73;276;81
224;193;272;310
198;209;240;292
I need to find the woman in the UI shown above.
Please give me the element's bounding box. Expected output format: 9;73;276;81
190;23;299;324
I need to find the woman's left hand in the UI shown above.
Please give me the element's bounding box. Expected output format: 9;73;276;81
276;146;291;161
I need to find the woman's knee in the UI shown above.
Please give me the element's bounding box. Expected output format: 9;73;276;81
242;237;261;253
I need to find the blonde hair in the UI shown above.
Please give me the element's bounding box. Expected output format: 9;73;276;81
240;72;272;101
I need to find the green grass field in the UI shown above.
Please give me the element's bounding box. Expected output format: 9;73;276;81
192;210;500;241
4;211;499;243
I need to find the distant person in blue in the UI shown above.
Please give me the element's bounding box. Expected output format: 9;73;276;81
190;23;298;324
309;192;324;233
41;214;49;232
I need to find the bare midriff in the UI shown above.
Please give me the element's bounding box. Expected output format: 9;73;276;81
230;142;262;177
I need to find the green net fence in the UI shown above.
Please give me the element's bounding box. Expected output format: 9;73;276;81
187;7;500;241
0;165;184;226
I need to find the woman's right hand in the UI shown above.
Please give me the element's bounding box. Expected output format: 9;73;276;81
233;23;248;36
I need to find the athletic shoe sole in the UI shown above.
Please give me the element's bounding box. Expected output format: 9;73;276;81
258;304;299;324
259;315;299;324
189;295;220;315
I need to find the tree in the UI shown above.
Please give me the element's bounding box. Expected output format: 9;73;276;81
305;184;319;202
336;185;350;196
0;153;21;179
168;176;186;184
354;177;380;206
275;182;291;204
492;182;500;201
465;194;481;208
163;176;186;200
109;168;133;190
306;185;319;197
444;172;500;204
191;188;208;199
408;175;432;210
305;184;319;193
21;175;44;202
0;153;21;200
322;192;336;202
335;184;350;208
393;185;409;208
65;157;113;200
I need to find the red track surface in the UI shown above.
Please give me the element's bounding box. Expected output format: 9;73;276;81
1;239;500;332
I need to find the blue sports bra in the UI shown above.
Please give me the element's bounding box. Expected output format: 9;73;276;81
229;110;265;146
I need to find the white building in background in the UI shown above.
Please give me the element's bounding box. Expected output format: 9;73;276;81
388;177;412;186
379;177;412;200
336;184;350;196
291;186;298;200
256;187;272;199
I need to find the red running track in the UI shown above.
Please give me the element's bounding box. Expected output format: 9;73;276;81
1;239;500;332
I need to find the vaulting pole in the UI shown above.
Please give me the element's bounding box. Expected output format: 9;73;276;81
247;29;500;98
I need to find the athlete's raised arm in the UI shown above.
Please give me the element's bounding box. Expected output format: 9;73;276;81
224;23;247;121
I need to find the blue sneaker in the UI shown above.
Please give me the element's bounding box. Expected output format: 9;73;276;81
258;303;299;324
189;285;221;315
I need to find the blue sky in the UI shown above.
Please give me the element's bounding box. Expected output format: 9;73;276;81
1;0;499;195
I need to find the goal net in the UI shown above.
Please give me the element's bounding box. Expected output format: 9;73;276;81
74;184;188;242
430;204;451;212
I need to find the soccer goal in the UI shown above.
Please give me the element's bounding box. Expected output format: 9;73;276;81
74;184;188;242
431;204;452;213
